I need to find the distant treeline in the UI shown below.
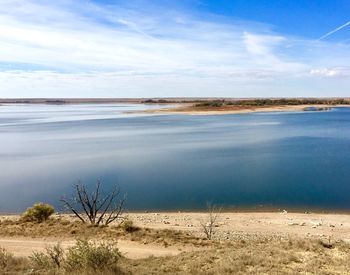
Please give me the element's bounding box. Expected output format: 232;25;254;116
142;99;170;104
195;98;350;108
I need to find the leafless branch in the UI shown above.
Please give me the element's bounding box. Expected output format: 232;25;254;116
60;181;126;225
199;203;221;240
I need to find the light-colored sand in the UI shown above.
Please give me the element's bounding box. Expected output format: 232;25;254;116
1;212;350;259
0;238;188;259
127;212;350;240
140;104;341;115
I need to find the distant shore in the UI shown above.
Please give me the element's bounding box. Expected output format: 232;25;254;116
1;97;350;105
137;104;344;115
2;98;350;116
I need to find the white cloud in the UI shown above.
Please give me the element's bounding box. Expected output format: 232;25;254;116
310;67;350;78
0;0;349;97
243;32;285;56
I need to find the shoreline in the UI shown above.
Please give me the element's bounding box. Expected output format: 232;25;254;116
138;104;347;116
3;207;350;216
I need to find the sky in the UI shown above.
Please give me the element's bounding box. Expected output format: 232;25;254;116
0;0;350;98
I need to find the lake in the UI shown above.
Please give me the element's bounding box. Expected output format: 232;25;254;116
1;104;350;213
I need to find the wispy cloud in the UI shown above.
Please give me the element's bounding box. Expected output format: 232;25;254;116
0;0;350;97
310;67;350;78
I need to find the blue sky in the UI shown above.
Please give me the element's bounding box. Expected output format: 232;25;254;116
0;0;350;98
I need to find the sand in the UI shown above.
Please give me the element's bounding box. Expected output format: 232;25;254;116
137;104;342;115
128;212;350;240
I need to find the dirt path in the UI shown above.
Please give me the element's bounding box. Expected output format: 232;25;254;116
0;238;189;259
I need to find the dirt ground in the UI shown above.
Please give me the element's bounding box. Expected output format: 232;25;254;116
128;212;350;241
0;211;349;260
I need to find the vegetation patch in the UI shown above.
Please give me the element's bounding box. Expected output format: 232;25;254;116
123;238;350;274
21;202;55;223
192;98;350;109
0;216;207;247
1;234;350;274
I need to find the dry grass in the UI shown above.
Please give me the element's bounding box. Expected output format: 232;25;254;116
1;236;350;274
0;247;29;274
0;216;207;247
122;238;350;274
1;216;350;274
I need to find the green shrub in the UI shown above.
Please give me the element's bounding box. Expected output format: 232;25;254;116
30;251;52;270
0;247;13;269
120;219;140;233
195;101;224;108
64;240;121;272
22;202;55;223
0;247;27;272
30;244;64;270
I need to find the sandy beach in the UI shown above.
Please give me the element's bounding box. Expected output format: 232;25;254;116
139;104;342;115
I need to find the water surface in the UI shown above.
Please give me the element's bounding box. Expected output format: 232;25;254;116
1;104;350;212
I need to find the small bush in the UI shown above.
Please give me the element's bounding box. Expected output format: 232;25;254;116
30;243;64;271
120;219;139;233
64;239;121;272
30;251;52;270
22;203;55;223
0;247;27;272
29;240;121;273
195;101;224;108
0;247;13;269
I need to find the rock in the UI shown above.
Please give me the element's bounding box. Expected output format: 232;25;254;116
329;224;335;228
281;210;288;214
311;220;323;227
288;222;299;226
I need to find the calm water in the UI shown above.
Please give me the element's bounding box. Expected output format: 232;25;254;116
1;104;350;213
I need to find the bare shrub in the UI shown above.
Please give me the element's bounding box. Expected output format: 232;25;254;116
60;181;126;225
21;202;55;223
199;203;221;240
